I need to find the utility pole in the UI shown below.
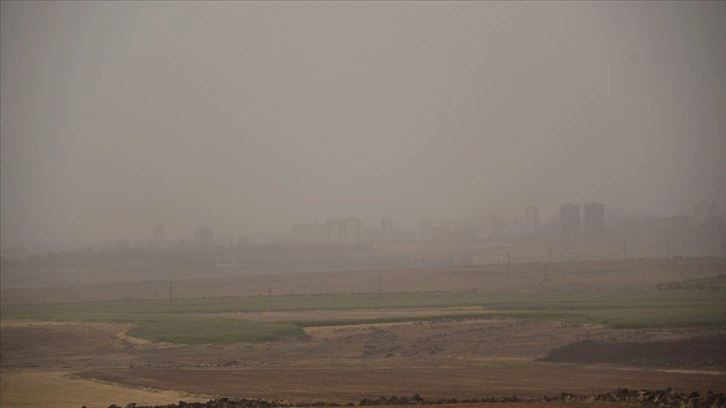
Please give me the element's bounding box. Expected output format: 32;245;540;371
168;281;173;311
268;287;272;312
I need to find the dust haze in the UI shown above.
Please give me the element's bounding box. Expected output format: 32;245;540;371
3;3;726;407
2;1;725;249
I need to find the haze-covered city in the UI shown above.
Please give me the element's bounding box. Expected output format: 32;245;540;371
1;1;726;408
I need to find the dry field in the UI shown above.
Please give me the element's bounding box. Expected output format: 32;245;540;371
2;316;725;407
3;257;725;304
0;370;209;408
1;258;725;408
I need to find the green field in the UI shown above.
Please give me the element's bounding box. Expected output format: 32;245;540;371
2;290;725;344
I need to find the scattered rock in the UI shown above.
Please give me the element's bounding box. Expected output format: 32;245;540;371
100;388;726;408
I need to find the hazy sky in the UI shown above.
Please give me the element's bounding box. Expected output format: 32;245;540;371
2;1;725;247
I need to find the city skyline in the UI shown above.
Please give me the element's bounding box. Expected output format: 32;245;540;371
3;3;726;405
6;199;724;253
3;1;726;248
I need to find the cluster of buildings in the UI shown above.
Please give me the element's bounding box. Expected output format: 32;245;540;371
282;201;724;246
2;200;724;260
149;224;215;248
38;202;726;253
134;200;723;250
620;201;723;236
559;202;606;235
291;218;363;245
557;201;724;236
292;218;394;245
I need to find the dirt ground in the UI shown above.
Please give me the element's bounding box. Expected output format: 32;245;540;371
540;334;726;367
2;316;725;407
3;257;725;304
2;258;725;408
0;370;209;408
82;366;726;403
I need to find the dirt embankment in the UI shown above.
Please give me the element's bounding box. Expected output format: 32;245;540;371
4;319;726;407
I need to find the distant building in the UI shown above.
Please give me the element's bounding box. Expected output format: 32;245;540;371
380;218;395;243
0;246;27;260
416;217;435;241
396;229;416;243
293;222;327;244
360;226;379;244
473;215;488;238
559;203;581;234
624;213;659;235
583;202;605;234
153;224;165;245
606;208;625;232
665;215;690;231
326;219;342;244
693;201;717;226
436;219;479;241
326;218;361;244
460;227;477;241
341;218;361;244
491;216;504;237
193;225;214;246
525;205;539;235
534;214;558;235
433;227;454;242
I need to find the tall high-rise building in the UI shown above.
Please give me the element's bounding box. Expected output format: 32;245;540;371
559;203;580;234
524;205;539;235
153;224;165;244
416;217;435;241
583;202;606;234
380;218;395;243
193;225;214;246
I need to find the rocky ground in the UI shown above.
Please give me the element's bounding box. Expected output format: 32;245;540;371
103;388;726;408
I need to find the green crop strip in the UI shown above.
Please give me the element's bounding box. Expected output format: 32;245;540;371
2;290;724;344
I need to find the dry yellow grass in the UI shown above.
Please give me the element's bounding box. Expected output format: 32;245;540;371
0;370;209;408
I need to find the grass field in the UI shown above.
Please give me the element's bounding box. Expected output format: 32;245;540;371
2;290;725;344
127;317;305;345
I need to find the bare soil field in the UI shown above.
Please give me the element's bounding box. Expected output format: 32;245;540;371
2;315;725;407
540;334;726;367
2;258;725;408
82;366;726;403
0;370;209;408
3;257;724;304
